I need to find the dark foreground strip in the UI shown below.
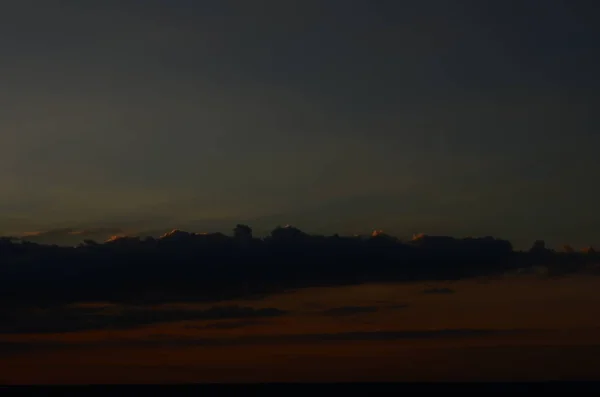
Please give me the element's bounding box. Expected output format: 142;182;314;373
2;382;600;394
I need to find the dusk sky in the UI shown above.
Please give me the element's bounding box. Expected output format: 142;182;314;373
1;0;599;248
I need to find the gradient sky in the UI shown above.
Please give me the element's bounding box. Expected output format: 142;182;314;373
1;0;599;247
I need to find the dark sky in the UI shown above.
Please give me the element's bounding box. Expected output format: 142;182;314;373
1;0;599;247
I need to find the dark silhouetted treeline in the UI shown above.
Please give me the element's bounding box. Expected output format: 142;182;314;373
0;226;598;306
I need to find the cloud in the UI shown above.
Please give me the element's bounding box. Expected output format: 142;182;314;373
0;329;534;353
267;329;524;343
0;305;287;334
321;306;379;316
423;288;456;295
0;340;63;356
304;302;326;309
318;304;408;318
0;225;594;308
387;304;410;310
17;228;126;245
199;320;264;330
104;306;287;330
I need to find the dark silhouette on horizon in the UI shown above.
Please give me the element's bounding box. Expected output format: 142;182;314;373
0;225;598;307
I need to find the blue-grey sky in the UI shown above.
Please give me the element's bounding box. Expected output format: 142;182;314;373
1;0;599;248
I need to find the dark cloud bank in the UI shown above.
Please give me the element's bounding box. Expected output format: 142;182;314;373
321;306;381;316
0;303;413;335
0;305;286;334
0;226;598;308
0;328;533;354
423;288;456;295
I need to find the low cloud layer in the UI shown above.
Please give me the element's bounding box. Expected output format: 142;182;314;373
0;328;532;354
17;228;126;246
1;226;598;309
0;305;287;334
321;306;380;316
423;288;456;294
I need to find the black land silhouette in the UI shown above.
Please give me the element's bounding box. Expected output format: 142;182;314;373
0;225;598;306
